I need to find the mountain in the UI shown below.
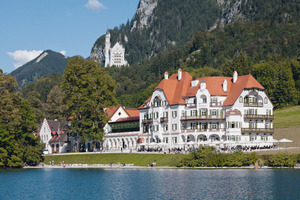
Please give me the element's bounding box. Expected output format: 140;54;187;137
10;50;68;87
90;0;300;65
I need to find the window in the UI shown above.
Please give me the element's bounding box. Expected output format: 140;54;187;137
150;113;152;119
163;137;168;143
191;122;196;130
173;137;178;144
231;122;235;128
264;97;268;104
172;111;177;118
212;123;217;130
192;110;197;116
172;124;177;131
239;96;243;103
212;110;217;116
201;95;207;103
154;112;159;119
181;111;185;117
201;123;207;130
201;109;207;116
181;123;186;130
164;124;168;131
163;112;168;118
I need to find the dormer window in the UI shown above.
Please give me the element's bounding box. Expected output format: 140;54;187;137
200;80;206;90
154;96;162;107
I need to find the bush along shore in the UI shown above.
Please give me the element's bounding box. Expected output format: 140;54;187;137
176;146;300;168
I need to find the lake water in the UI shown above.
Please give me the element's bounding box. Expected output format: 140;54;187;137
0;168;299;200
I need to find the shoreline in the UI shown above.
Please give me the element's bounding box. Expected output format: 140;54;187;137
24;164;300;170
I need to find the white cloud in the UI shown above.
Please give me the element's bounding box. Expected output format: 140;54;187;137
8;50;43;69
85;0;106;12
60;50;66;56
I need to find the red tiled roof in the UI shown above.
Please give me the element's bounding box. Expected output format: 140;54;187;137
105;105;121;118
125;109;140;117
139;71;265;108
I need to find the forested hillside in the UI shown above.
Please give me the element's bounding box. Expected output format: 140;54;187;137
10;50;67;88
91;0;300;65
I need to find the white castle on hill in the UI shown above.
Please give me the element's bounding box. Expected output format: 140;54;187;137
104;30;128;67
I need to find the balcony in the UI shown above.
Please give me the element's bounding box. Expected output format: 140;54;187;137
241;128;274;133
244;114;274;120
142;119;153;124
210;102;223;107
186;103;196;108
160;117;168;123
181;115;225;121
244;102;263;107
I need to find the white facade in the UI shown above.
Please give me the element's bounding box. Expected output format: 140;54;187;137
104;31;128;67
138;70;274;150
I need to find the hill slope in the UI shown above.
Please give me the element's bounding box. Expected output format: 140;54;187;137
10;50;67;87
91;0;300;65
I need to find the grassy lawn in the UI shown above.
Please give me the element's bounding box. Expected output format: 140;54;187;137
274;106;300;128
44;153;185;166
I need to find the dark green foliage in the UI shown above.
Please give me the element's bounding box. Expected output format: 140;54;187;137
184;21;300;69
62;57;117;149
22;73;63;102
10;50;67;88
0;71;43;168
252;56;298;108
266;154;297;167
176;146;298;168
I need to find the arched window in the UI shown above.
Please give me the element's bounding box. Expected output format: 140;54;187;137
264;97;268;104
200;95;207;104
239;96;243;103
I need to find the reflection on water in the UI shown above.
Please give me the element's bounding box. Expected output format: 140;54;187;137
0;169;300;200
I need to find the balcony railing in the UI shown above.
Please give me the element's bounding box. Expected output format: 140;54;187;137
244;102;263;107
241;128;274;133
186;103;196;108
181;115;225;120
210;102;223;107
160;117;168;123
142;119;153;124
182;128;225;132
244;114;274;120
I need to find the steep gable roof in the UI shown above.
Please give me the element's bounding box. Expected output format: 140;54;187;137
105;105;122;118
223;74;264;106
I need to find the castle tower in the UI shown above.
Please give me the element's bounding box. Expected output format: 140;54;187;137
104;30;111;67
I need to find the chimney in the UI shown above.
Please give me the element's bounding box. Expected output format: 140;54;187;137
233;71;238;83
223;79;227;92
164;71;168;80
178;69;182;81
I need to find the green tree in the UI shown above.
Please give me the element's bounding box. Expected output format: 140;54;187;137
0;70;43;168
61;57;117;151
45;85;66;121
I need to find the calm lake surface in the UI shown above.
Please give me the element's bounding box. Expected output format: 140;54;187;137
0;168;299;200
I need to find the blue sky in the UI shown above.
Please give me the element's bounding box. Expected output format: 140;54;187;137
0;0;139;73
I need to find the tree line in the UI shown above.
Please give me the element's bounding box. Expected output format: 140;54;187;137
176;146;300;168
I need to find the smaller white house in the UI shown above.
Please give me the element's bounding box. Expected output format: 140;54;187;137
37;118;69;153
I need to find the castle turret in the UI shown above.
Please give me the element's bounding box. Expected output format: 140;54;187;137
105;30;111;67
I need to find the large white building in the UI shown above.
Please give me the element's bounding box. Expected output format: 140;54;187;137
135;69;274;150
104;31;128;67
